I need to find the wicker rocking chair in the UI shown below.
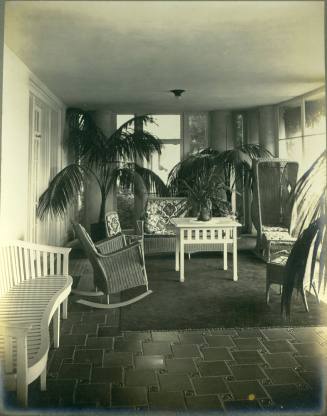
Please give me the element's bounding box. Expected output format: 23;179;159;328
72;222;152;309
252;158;299;261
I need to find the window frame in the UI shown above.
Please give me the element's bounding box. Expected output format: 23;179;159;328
277;86;326;172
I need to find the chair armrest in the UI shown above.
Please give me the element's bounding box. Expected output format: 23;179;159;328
136;220;144;236
125;234;143;244
96;235;125;254
96;241;143;263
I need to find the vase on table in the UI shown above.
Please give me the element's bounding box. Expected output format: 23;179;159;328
197;199;212;221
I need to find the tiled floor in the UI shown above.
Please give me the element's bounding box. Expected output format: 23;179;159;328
3;308;327;413
2;248;327;413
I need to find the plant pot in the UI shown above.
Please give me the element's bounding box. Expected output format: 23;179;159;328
90;222;106;242
197;205;212;221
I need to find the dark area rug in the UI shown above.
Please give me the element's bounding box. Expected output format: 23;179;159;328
120;251;327;330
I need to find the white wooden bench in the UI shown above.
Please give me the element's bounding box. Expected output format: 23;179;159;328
0;240;73;407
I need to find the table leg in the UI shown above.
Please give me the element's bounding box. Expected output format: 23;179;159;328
180;231;184;282
233;228;238;281
175;231;180;271
223;243;228;270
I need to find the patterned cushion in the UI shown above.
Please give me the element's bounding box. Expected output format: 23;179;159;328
263;230;296;242
262;226;289;233
105;212;122;237
270;255;288;266
144;198;188;235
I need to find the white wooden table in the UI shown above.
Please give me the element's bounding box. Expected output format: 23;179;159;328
171;217;242;282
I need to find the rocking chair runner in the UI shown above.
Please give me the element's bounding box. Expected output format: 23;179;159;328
72;222;152;309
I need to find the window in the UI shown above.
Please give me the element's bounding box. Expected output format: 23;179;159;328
146;114;182;184
278;89;326;176
117;114;134;129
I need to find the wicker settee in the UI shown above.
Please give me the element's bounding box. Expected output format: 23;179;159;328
136;196;225;255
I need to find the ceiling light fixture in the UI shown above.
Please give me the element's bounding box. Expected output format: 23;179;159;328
170;89;185;99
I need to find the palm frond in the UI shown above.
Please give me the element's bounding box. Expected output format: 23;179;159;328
107;129;162;163
290;150;326;236
109;163;169;196
37;164;89;219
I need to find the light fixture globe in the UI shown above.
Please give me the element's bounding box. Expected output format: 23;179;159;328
170;89;185;99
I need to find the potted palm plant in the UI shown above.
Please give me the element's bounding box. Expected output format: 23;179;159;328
167;145;272;220
37;109;167;240
281;150;326;317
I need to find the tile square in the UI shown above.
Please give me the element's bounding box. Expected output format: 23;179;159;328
292;342;324;355
65;311;83;322
172;343;201;358
58;363;91;381
152;331;179;343
178;332;206;344
134;355;166;370
48;346;75;373
123;331;151;342
224;399;261;411
111;386;148;407
103;351;133;368
60;334;86;346
299;371;323;390
98;326;121;337
228;380;267;400
86;336;113;349
233;338;263;350
193;376;229;395
263;352;298;368
186;395;223;410
149;391;186;410
166;358;197;374
230;364;265;381
265;368;304;384
125;369;157;387
47;379;76;402
295;356;322;372
232;350;264;364
81;312;107;324
202;347;233;361
210;329;238;336
197;361;231;376
292;328;324;342
236;329;263;338
262;329;294;340
114;338;142;353
72;323;98;335
264;384;301;409
263;340;295;353
61;321;73;334
91;366;123;384
158;373;193;392
75;383;109;406
205;335;235;347
74;349;103;365
142;341;172;356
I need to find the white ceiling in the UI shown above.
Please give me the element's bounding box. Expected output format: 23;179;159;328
4;1;325;112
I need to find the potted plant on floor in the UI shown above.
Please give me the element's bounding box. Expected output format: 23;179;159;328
37;109;167;240
281;150;326;317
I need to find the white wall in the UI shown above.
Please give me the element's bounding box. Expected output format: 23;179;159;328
0;45;65;240
0;46;30;239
